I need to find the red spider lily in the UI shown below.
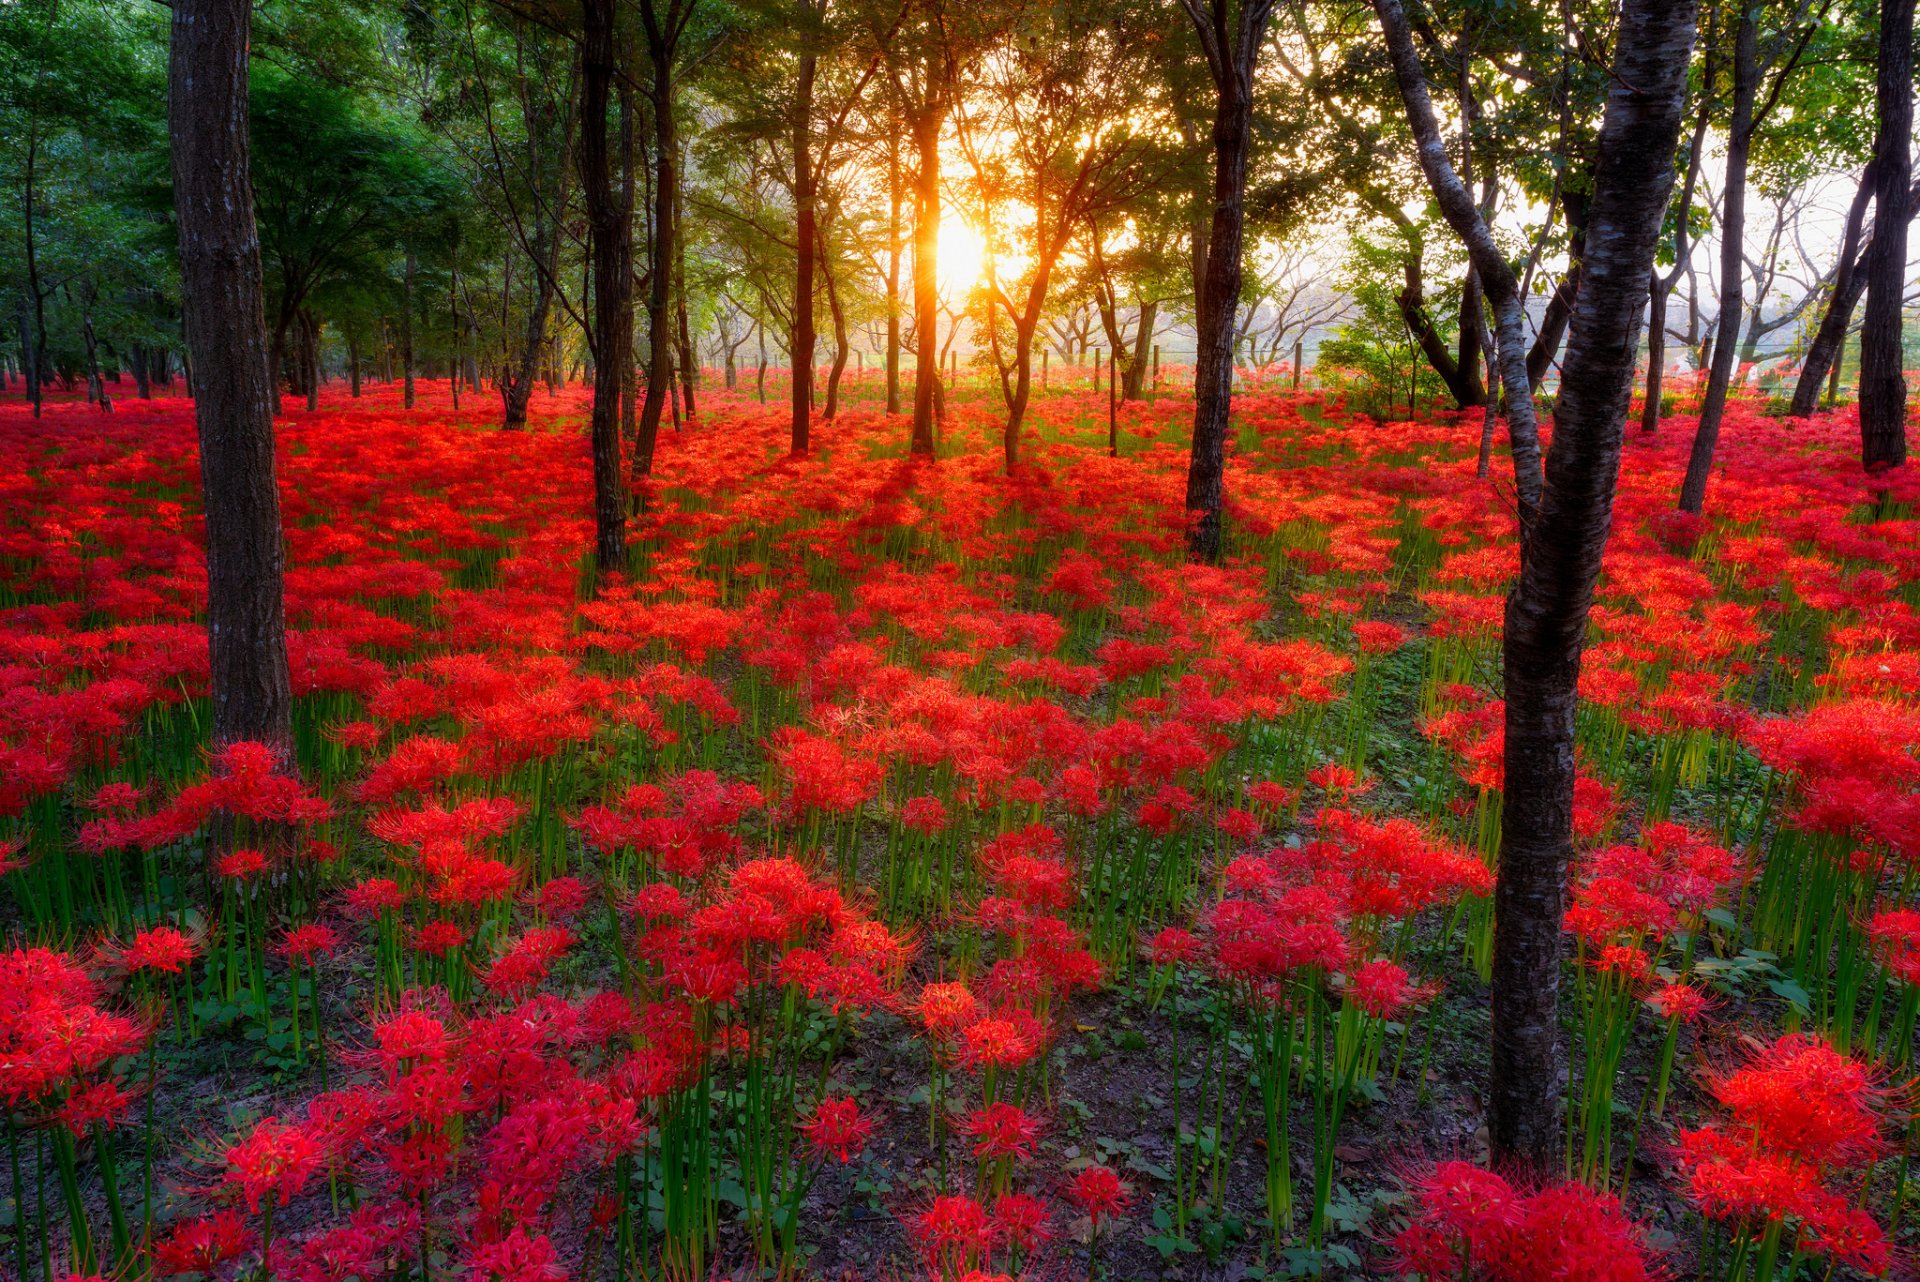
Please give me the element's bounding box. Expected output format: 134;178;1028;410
220;1116;328;1213
110;924;201;975
911;1193;997;1274
1342;958;1436;1020
801;1095;875;1163
1064;1164;1131;1226
150;1209;256;1276
1675;1034;1894;1275
961;1102;1042;1163
275;923;341;965
1389;1160;1662;1281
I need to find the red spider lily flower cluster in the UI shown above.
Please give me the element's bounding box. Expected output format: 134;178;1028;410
1389;1160;1662;1281
1674;1034;1895;1274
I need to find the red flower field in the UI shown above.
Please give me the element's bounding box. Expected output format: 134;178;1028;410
3;378;1919;1281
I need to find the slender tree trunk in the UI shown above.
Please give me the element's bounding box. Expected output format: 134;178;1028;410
1375;0;1542;523
82;292;111;412
1642;85;1713;433
168;0;294;762
634;2;682;479
1491;0;1695;1172
1178;0;1277;563
580;0;629;577
886;126;903;416
674;163;696;421
402;250;418;409
1678;3;1757;514
821;234;850;421
301;310;319;411
23;130;45;420
1859;0;1912;470
619;87;638;450
909;108;942;455
1790;164;1878;416
791;50;817;452
132;343;152;399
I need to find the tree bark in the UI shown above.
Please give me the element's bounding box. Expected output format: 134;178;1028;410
1177;0;1277;563
1789;163;1877;417
820;230;850;420
1491;0;1695;1172
1374;0;1542;523
580;0;629;578
909;107;943;455
791;47;818;452
1679;2;1757;513
1642;81;1712;433
886;126;903;416
168;0;294;763
1859;0;1912;470
674;161;697;421
635;0;690;479
402;250;418;409
23;130;45;420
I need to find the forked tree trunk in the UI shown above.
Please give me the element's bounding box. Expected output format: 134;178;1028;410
1177;0;1277;563
1789;164;1877;417
1375;0;1542;523
1491;0;1696;1171
1859;0;1913;470
1679;3;1757;513
580;0;628;578
168;0;294;763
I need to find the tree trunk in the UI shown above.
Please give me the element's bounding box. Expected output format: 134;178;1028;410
634;1;682;479
821;233;850;421
1642;85;1713;434
1397;256;1483;408
909;108;942;455
580;0;629;578
1178;0;1277;563
1859;0;1912;471
886;126;903;416
1678;3;1756;514
168;0;294;763
674;164;696;421
402;250;418;409
23;130;45;420
1492;0;1695;1172
1375;0;1542;523
1790;164;1877;417
300;310;319;411
791;50;817;452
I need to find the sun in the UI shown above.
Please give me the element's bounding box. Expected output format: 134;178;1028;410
936;213;988;295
